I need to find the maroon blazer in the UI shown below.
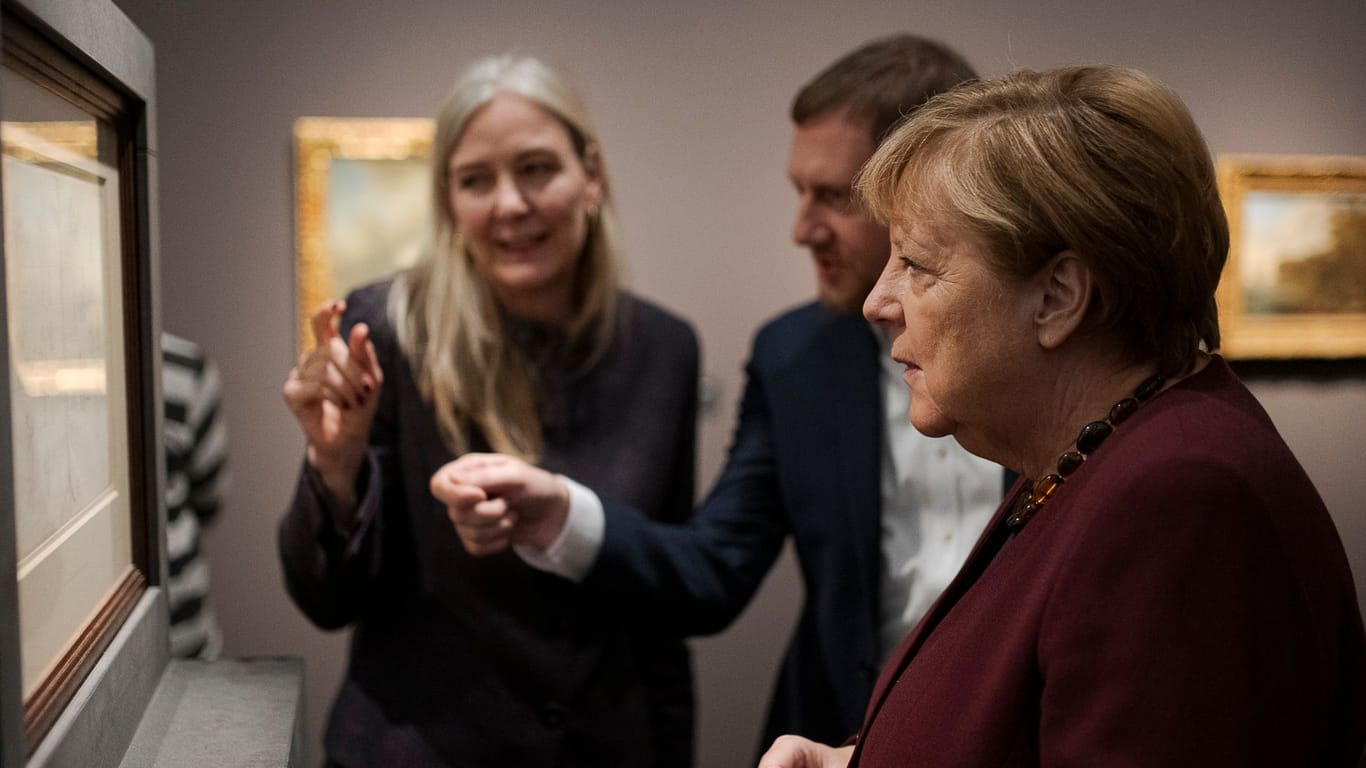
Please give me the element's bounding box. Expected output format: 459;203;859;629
851;357;1366;766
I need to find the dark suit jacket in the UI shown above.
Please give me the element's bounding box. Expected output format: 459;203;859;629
278;282;699;767
586;301;1010;751
850;357;1366;766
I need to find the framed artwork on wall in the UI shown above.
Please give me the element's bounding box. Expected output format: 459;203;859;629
1215;154;1366;360
1;2;160;762
293;117;433;351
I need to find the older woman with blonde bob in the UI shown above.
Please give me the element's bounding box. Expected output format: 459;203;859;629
761;65;1366;767
280;54;699;767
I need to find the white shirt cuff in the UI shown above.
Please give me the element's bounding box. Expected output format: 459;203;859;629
513;475;604;582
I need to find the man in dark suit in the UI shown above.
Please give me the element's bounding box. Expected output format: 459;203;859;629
437;34;1010;754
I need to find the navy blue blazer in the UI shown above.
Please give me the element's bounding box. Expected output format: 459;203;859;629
586;300;1011;751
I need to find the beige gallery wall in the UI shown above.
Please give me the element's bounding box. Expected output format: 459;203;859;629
109;0;1366;765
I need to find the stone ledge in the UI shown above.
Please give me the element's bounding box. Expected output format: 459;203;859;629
118;658;302;768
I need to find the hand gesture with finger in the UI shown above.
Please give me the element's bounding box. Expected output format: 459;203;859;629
282;299;385;504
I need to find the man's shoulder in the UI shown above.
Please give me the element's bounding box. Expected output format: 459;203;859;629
756;300;831;338
161;331;205;366
752;300;872;358
161;333;214;396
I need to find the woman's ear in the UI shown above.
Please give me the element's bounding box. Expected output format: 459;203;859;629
1035;250;1093;349
582;142;605;209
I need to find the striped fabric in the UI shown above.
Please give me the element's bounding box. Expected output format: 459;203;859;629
162;332;229;659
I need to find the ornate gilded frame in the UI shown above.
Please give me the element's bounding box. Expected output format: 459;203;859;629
292;117;433;351
1216;154;1366;359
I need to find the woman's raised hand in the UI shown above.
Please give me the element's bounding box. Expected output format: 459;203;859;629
282;299;384;506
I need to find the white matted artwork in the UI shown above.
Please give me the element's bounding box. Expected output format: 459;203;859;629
1;116;132;699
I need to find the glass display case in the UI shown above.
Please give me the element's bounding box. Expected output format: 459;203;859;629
0;0;163;764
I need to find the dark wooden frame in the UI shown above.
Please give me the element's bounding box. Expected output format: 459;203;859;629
0;0;162;764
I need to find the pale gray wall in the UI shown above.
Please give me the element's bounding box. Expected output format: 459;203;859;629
109;1;1366;766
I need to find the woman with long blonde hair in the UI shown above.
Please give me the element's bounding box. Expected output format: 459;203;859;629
280;53;699;767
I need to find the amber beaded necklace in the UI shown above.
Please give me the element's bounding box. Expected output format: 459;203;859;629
1005;373;1166;530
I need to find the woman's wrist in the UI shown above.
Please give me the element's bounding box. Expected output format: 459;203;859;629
307;444;365;509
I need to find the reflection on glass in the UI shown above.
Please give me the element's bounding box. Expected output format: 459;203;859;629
5;120;110;556
2;64;131;699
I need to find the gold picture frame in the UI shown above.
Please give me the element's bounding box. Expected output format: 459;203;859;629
1216;154;1366;359
293;117;434;351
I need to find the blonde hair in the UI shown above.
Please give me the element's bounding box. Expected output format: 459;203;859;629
390;53;622;460
857;65;1228;376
